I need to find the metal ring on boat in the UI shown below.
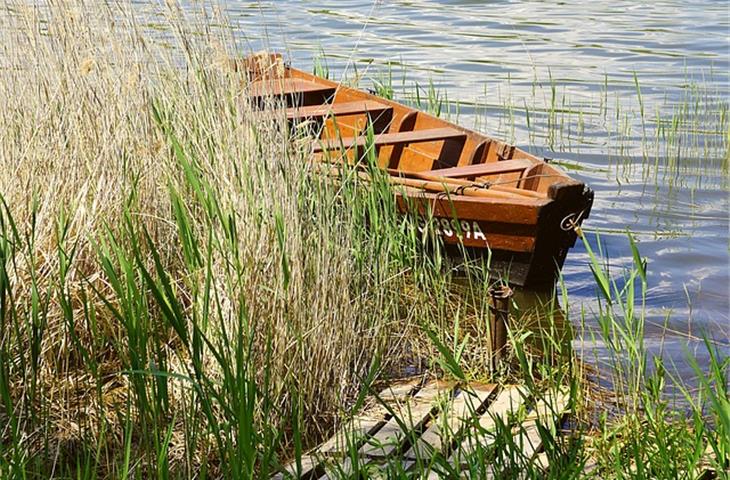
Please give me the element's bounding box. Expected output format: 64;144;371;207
560;214;576;231
560;208;587;231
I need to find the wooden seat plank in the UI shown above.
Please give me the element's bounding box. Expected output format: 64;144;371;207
313;127;466;154
287;100;391;120
249;78;335;97
429;159;535;179
404;384;495;460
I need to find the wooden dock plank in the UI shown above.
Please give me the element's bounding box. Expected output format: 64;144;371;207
474;389;571;480
271;454;321;480
449;385;528;464
534;451;549;471
403;384;495;460
277;383;580;480
318;379;421;455
358;381;451;459
318;407;388;455
513;388;570;461
376;378;422;403
317;457;356;480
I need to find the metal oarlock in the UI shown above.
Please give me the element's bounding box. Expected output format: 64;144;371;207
488;284;513;370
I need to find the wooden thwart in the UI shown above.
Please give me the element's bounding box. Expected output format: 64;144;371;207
287;100;392;120
430;159;534;179
312;127;467;153
249;78;335;98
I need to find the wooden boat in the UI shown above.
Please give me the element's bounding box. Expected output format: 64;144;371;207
242;54;594;287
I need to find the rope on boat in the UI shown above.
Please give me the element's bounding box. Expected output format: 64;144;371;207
315;158;576;200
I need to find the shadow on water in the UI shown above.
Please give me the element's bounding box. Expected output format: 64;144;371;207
449;274;575;360
511;286;573;355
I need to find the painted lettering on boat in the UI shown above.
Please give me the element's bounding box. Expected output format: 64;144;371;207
416;217;487;243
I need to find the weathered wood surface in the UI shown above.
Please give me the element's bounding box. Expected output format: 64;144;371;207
273;380;718;479
403;384;495;460
358;380;451;459
272;381;576;479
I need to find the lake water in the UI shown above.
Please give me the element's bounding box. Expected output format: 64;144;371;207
222;1;729;380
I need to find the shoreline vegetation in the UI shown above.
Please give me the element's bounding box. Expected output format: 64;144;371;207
0;2;727;478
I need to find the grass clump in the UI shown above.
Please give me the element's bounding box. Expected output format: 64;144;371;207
0;1;448;476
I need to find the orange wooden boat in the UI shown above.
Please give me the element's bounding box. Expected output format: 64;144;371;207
243;54;593;287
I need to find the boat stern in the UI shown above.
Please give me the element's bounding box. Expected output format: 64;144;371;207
522;180;594;286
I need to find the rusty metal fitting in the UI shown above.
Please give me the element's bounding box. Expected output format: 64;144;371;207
488;284;513;370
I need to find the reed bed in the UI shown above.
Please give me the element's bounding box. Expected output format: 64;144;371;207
0;2;727;479
0;1;431;476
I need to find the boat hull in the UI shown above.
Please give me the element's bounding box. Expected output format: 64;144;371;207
396;180;594;287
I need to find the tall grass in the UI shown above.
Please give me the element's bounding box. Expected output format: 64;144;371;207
0;1;462;476
0;2;727;479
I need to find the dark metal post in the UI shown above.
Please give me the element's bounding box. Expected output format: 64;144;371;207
488;284;513;370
